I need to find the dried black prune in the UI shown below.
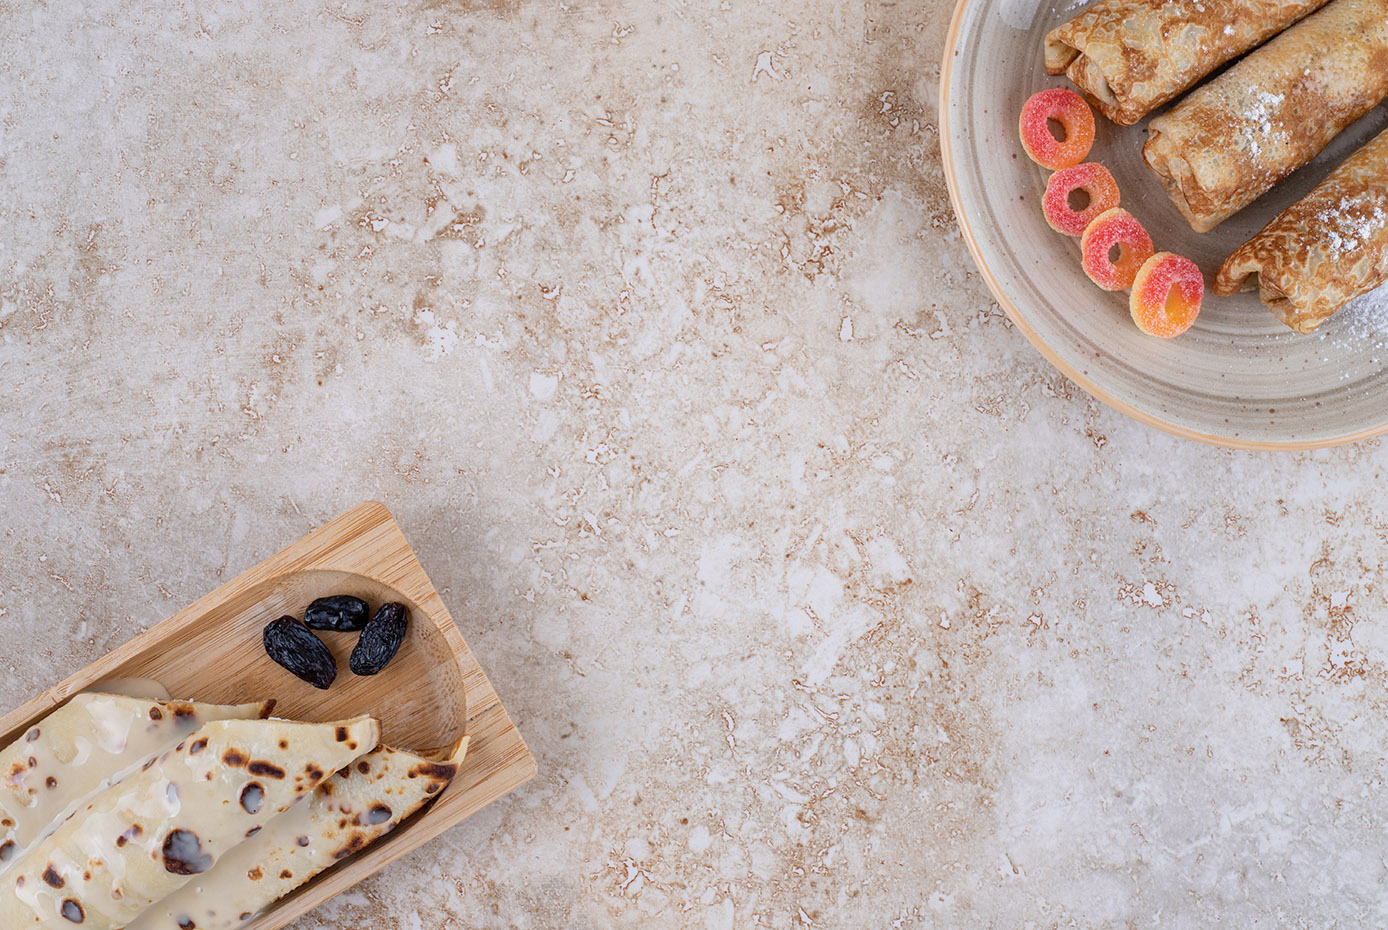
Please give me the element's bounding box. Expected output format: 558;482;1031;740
304;595;370;632
263;616;338;689
349;602;408;676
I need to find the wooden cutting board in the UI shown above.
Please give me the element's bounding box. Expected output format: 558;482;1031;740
0;500;536;929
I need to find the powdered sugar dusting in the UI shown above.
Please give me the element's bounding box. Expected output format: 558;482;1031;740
1321;197;1388;259
1242;90;1286;161
1311;194;1388;362
1317;281;1388;365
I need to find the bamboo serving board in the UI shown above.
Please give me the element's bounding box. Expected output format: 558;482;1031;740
0;500;536;929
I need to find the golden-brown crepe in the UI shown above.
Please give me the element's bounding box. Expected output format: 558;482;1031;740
1143;0;1388;233
1045;0;1331;126
1215;127;1388;333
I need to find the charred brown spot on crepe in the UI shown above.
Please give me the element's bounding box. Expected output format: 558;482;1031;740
60;898;84;923
222;749;247;767
239;782;265;814
115;824;143;848
247;761;286;779
188;738;209;755
25;728;40;742
42;864;64;888
410;761;457;782
161;829;214;875
407;759;459;798
332;832;368;859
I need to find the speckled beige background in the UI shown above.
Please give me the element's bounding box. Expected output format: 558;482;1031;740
4;0;1388;927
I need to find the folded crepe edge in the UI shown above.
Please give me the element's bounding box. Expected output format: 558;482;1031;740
1042;20;1161;125
1066;53;1130;123
409;733;469;764
1044;28;1080;74
339;715;381;753
447;735;470;769
1215;251;1318;333
65;693;276;719
1214;244;1260;297
1142;132;1222;233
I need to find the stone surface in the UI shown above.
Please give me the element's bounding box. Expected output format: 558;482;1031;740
3;0;1388;927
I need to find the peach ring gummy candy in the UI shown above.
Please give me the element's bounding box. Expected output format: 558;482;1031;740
1043;163;1120;237
1019;88;1095;170
1080;208;1153;291
1130;252;1204;338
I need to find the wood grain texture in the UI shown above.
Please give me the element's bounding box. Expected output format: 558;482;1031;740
0;501;536;930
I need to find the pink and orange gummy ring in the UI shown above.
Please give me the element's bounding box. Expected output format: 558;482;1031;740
1019;89;1204;337
1019;88;1095;170
1081;207;1154;291
1043;163;1120;237
1130;252;1204;338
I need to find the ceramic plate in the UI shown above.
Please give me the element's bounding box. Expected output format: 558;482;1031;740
940;0;1388;449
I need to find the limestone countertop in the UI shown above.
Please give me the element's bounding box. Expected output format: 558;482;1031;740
3;1;1387;927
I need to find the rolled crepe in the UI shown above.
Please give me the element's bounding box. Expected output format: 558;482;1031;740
127;739;468;930
1045;0;1331;126
0;694;271;869
0;715;379;929
1143;0;1388;232
1215;127;1388;332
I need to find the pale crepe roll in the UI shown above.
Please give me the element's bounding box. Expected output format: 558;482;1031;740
0;694;271;869
1045;0;1331;126
0;716;378;929
1143;0;1388;232
1215;127;1388;333
127;739;468;930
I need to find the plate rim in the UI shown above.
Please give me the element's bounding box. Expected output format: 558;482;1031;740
937;0;1388;451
